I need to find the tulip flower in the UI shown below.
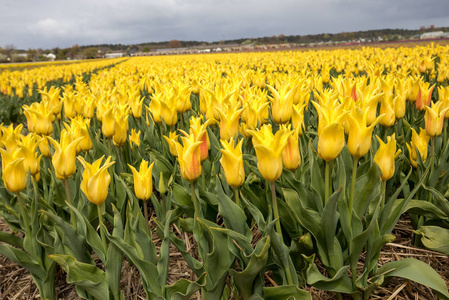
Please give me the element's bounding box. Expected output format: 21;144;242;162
62;91;77;119
16;133;42;176
48;130;84;180
176;134;203;182
129;129;141;149
347;106;383;158
424;101;449;137
128;160;155;201
379;95;396;127
77;156;115;205
247;124;291;182
160;93;178;127
406;128;430;168
216;104;244;141
113;107;130;146
0;149;26;193
374;134;401;181
416;82;435;111
23;102;55;136
267;84;297;124
149;93;163;124
220;138;245;187
174;83;192;114
163;131;180;157
101;107;116;138
292;103;307;133
281;125;301;171
129;90;144;119
186;116;214;161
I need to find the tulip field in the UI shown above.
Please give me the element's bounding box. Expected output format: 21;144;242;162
1;43;449;299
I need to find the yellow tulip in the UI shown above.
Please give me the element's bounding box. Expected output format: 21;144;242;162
67;117;93;152
318;123;346;162
247;124;291;182
129;90;144;119
128;160;155;200
220;138;245;187
78;156;115;205
101;107;116;138
379;95;396;127
113;109;129;147
346;107;382;158
23;102;55;136
267;84;297;124
149;94;163;124
176;134;202;182
424;101;449;137
129;129;141;148
374;134;401;181
160;94;178;127
174;83;192;114
0;149;26;193
16;133;42;176
163;131;180;157
48;130;84;180
406;128;430;168
39;136;51;157
216;105;244;141
292;103;307;133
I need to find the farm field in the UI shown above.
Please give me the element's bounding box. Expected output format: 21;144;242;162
1;42;449;299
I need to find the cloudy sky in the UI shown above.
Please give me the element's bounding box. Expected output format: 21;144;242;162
2;0;449;50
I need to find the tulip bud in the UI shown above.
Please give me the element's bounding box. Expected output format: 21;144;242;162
0;149;26;193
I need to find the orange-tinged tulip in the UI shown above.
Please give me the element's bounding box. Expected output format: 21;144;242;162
0;149;26;193
78;156;115;205
220;138;245;187
416;83;435;111
281;126;301;171
187;116;214;161
128;160;155;200
48;130;84;180
406;128;430;168
176;134;202;182
374;134;401;181
247;124;291;182
424;101;449;137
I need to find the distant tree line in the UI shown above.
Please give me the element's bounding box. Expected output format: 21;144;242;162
1;26;448;63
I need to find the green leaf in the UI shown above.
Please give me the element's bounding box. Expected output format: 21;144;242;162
105;205;124;300
49;254;109;300
229;237;270;300
353;163;382;218
0;231;23;248
376;258;449;299
404;200;448;220
423;185;449;217
165;273;207;300
302;254;353;294
415;226;449;255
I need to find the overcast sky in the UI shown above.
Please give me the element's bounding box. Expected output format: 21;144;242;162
2;0;449;50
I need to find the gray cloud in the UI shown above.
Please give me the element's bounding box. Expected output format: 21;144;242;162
1;0;449;49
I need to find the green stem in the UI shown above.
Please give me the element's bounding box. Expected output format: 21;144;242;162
16;192;31;234
270;181;294;286
97;204;108;256
234;187;240;207
444;121;448;147
143;200;150;235
325;161;331;205
349;157;359;222
380;180;387;212
64;179;77;231
429;137;435;204
161;194;167;219
191;181;200;218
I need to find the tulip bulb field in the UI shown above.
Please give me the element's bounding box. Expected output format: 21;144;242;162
2;43;449;299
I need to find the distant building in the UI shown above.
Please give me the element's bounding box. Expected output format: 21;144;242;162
105;52;124;58
420;31;444;39
45;53;56;61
